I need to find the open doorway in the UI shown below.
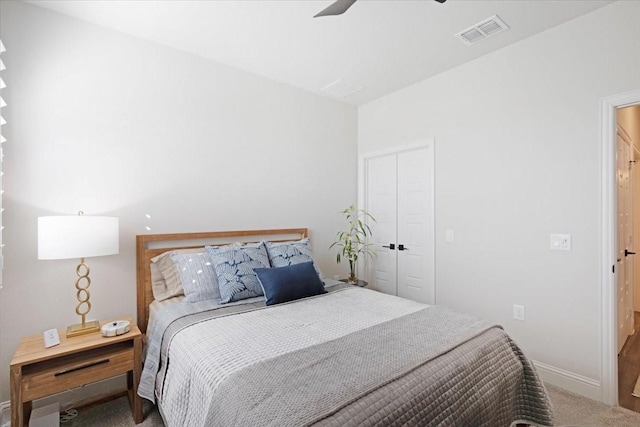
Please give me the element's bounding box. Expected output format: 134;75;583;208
601;89;640;408
617;104;640;413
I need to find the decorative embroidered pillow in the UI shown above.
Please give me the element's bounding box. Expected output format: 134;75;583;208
170;251;220;303
265;238;323;280
254;261;326;306
206;242;271;303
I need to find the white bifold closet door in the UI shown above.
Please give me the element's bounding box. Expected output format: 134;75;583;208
364;143;435;304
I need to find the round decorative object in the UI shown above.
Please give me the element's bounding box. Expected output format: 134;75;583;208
101;320;131;337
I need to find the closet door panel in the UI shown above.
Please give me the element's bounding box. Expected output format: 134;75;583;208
365;154;398;296
397;147;435;304
363;142;435;304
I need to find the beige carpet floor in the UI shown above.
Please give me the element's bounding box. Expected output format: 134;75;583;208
63;383;640;427
547;383;640;427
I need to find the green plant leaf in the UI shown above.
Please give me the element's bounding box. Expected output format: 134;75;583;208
329;205;377;267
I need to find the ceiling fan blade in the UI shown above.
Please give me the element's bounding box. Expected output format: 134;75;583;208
314;0;358;18
314;0;445;19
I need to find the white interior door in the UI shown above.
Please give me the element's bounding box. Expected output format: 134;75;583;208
365;154;398;296
364;143;435;304
631;149;640;312
617;131;633;352
397;148;435;304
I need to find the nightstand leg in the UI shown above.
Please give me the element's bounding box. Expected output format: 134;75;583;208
10;364;24;427
24;401;32;426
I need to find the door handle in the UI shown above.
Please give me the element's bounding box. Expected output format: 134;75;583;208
625;249;636;257
382;244;395;250
398;244;408;251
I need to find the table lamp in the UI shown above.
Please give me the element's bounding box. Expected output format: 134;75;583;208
38;212;119;337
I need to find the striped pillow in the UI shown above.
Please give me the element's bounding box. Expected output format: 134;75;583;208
171;251;220;303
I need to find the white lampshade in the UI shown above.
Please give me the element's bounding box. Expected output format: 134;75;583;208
38;215;119;260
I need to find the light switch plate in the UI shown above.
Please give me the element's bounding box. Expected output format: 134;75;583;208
445;229;454;243
550;234;571;251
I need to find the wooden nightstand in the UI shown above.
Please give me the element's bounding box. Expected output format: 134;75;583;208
339;279;368;287
10;317;143;426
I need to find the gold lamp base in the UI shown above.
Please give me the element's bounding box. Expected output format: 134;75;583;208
66;320;101;338
66;256;101;338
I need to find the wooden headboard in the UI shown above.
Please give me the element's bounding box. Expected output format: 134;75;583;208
136;228;308;333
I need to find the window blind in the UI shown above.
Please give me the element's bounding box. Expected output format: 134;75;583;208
0;38;6;287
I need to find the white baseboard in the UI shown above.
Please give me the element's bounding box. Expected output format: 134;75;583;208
534;359;601;401
0;400;10;427
0;375;126;426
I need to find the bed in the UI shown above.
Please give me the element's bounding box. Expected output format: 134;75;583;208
136;228;554;427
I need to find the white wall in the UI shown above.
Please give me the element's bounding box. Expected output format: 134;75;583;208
0;1;357;402
359;0;640;398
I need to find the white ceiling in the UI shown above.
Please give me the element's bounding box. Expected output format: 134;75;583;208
25;0;614;106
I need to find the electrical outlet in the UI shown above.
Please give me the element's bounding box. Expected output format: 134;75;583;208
445;229;454;242
513;304;525;321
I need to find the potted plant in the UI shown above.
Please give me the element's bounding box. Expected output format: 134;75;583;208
330;205;376;284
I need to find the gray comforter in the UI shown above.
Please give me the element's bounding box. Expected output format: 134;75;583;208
140;285;554;427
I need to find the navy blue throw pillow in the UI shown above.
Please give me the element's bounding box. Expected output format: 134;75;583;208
254;261;326;306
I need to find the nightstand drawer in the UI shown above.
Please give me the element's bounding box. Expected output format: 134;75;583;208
21;342;133;401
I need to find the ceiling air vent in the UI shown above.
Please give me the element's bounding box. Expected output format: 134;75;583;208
320;78;363;98
456;15;509;46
